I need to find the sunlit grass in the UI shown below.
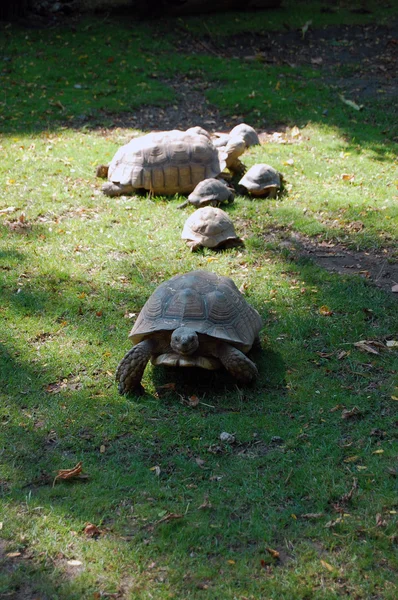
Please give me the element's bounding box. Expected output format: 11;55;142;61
1;6;397;600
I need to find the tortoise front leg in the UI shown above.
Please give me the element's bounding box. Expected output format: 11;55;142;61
116;339;156;396
214;342;258;384
102;182;135;197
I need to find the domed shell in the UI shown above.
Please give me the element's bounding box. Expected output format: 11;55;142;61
107;129;227;196
229;123;260;147
129;270;262;352
182;207;242;249
187;178;235;207
239;163;281;196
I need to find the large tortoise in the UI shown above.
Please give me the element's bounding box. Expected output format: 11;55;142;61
239;163;282;198
116;270;263;395
98;127;246;197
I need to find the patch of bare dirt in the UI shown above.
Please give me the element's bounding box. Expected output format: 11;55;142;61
290;233;398;295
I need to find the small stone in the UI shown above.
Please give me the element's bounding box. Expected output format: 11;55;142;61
220;432;235;443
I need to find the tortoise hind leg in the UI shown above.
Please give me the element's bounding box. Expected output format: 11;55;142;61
116;339;155;395
214;342;258;383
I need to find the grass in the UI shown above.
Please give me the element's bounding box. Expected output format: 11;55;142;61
1;2;398;599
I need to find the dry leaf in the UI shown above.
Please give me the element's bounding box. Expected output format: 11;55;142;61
343;455;359;463
198;495;212;510
157;513;183;525
188;395;200;407
341;406;361;419
341;173;355;181
6;552;22;558
266;547;280;559
320;559;334;572
290;126;300;137
376;513;387;527
227;559;236;564
325;517;343;528
372;449;384;454
319;305;333;316
354;340;385;354
150;465;161;476
337;350;348;360
83;523;101;538
311;57;323;65
386;340;398;348
391;396;398;401
53;461;84;487
66;559;82;566
300;513;324;520
99;445;106;454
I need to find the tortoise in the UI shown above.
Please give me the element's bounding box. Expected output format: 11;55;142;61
239;163;282;198
213;123;260;149
97;127;246;197
177;178;235;210
116;270;263;395
181;207;243;252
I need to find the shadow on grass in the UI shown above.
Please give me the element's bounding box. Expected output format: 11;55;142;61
0;11;396;156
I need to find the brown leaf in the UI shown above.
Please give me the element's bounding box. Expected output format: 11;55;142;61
354;340;385;354
156;513;183;525
376;513;387;527
6;552;22;558
83;523;101;538
198;495;212;510
300;513;324;520
325;517;343;528
341;406;361;420
319;305;333;316
320;559;335;572
340;478;358;503
53;461;84;487
188;395;200;407
266;547;280;559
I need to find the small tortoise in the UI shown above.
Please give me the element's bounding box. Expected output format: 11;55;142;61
116;270;262;395
177;178;235;209
181;207;243;252
97;127;246;197
239;163;282;198
213;123;260;149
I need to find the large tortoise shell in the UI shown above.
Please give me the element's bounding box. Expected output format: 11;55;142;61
107;129;226;195
130;270;262;351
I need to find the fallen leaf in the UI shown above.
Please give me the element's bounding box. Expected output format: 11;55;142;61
266;547;280;559
198;495;212;510
284;158;294;166
391;396;398;401
53;462;84;487
301;19;312;38
311;56;323;65
386;340;398;348
150;465;161;476
300;513;324;520
376;513;387;527
66;559;82;566
83;523;101;538
157;513;183;525
188;395;200;407
195;457;206;468
6;552;21;558
227;559;236;564
290;126;300;137
0;206;18;214
319;305;333;316
354;340;385;355
372;449;384;454
337;350;348;360
325;517;343;528
320;559;335;572
341;173;355;181
344;455;359;463
99;445;106;454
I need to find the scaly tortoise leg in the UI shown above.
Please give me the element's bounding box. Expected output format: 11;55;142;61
214;342;259;384
116;339;156;396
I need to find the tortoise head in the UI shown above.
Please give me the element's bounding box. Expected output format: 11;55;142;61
170;327;199;356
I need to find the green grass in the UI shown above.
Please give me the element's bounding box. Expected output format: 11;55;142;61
1;3;398;599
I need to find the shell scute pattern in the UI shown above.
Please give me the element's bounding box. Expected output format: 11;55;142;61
108;130;223;195
130;271;262;350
